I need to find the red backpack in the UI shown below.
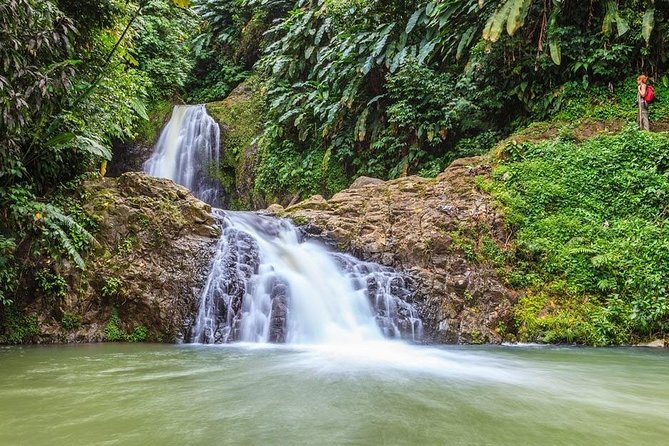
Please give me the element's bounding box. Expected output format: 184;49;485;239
645;84;655;103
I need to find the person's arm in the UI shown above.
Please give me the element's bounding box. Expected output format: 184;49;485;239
640;83;647;98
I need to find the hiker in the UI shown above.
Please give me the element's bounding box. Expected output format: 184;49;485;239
637;75;652;131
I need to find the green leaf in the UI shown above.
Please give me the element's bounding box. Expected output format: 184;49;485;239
457;26;477;60
52;226;85;269
417;40;437;64
602;1;616;35
615;15;629;37
47;132;76;147
484;1;512;43
320;146;332;175
405;8;424;35
354;108;369;141
372;25;394;58
75;136;112;160
124;53;139;67
506;0;532;36
642;9;655;43
549;40;561;65
361;57;374;75
130;98;149;121
315;19;331;45
390;46;408;72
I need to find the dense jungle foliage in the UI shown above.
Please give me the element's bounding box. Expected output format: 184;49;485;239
2;0;669;343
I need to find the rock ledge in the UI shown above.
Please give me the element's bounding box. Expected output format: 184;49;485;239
277;157;518;343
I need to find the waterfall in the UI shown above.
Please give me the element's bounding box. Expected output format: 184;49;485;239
144;105;222;206
188;211;422;345
145;103;422;345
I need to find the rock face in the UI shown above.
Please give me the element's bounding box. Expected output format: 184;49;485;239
107;140;154;177
24;172;219;343
276;157;518;344
205;79;265;209
107;103;174;178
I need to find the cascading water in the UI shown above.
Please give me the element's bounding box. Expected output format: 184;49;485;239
144;103;422;345
188;211;422;345
143;105;222;206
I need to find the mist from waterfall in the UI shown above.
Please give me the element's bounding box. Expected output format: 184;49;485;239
144;104;222;206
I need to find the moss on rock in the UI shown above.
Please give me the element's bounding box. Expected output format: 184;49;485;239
206;78;264;209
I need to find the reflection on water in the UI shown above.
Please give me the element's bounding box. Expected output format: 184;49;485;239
0;343;667;445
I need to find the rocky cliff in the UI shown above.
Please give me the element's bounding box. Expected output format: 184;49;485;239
272;157;518;343
17;172;218;343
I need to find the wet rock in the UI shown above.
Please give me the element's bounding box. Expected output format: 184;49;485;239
269;281;289;343
220;229;260;342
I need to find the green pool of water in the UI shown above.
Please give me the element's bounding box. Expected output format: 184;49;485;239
0;342;667;445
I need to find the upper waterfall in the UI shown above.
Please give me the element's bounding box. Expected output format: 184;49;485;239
144;105;222;206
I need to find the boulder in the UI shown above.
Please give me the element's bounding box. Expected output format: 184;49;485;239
24;172;219;343
349;176;384;189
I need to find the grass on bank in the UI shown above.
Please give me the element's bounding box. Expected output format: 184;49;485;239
485;127;669;345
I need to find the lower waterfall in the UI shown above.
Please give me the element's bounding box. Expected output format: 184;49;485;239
188;210;422;344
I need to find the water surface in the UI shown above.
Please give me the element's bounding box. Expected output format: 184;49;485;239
0;343;667;445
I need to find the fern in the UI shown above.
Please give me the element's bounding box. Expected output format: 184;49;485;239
567;246;598;256
591;253;617;268
40;203;99;269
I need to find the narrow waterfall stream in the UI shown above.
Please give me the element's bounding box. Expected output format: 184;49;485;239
144;104;422;345
143;105;222;206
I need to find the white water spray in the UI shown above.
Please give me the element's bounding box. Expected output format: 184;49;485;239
144;105;222;206
189;211;422;345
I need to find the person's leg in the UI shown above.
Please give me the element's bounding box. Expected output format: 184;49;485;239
642;111;650;131
639;101;650;131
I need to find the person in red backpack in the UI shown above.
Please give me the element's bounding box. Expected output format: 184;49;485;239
637;74;652;131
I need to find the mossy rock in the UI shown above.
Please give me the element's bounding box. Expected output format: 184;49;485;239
206;77;265;209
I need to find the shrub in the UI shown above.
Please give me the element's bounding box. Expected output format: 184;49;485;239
127;325;148;342
104;308;124;341
60;312;82;331
36;269;68;299
0;308;40;344
101;277;122;298
491;128;669;344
